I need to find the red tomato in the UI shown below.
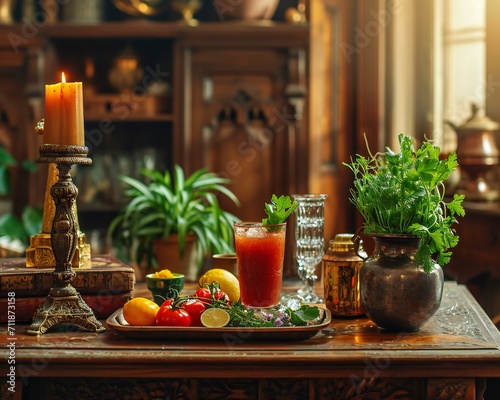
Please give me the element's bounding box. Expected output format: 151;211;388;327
214;289;229;303
183;299;206;327
195;288;213;304
160;299;173;308
156;306;191;327
195;287;229;304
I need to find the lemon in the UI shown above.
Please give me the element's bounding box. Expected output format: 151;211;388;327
200;308;230;328
199;268;240;302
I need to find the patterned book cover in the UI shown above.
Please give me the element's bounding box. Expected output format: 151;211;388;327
0;254;135;297
0;291;132;323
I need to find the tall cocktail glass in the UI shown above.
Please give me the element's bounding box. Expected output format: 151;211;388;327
234;222;286;308
293;194;327;303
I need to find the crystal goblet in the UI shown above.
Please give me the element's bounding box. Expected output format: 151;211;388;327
293;194;327;304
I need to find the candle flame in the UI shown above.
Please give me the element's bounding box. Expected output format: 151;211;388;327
61;72;66;83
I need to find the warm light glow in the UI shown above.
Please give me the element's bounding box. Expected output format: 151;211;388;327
61;72;66;83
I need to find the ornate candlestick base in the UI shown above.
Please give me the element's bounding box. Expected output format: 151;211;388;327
28;144;105;335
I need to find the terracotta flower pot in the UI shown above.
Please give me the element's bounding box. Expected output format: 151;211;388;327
212;253;238;277
153;234;199;282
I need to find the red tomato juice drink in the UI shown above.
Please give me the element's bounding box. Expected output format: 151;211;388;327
234;222;286;308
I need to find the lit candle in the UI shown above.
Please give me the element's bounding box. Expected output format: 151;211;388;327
43;73;85;146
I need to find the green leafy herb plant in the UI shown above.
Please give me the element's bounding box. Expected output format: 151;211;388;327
344;133;465;273
262;194;298;225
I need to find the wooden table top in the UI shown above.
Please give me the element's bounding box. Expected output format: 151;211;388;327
2;281;500;380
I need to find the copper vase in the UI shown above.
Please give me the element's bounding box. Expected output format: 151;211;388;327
359;234;444;332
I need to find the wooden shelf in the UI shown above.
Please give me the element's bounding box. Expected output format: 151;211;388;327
0;4;321;279
84;113;174;123
27;20;310;43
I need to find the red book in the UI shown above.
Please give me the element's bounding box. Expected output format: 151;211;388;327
0;291;132;323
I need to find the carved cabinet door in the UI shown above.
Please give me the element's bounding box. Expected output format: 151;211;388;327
175;32;309;275
177;47;307;221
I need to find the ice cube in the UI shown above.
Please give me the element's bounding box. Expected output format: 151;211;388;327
246;227;265;238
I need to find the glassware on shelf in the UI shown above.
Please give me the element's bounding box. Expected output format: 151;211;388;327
113;0;169;18
170;0;201;26
293;194;327;304
108;45;143;94
285;0;306;24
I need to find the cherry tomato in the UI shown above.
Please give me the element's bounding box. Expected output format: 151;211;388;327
156;306;191;327
195;288;213;304
214;289;229;303
195;287;229;304
183;299;206;327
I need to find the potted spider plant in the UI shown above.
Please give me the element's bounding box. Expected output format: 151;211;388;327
108;164;240;281
344;133;465;331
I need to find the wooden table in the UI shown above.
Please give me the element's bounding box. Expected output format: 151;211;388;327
2;281;500;400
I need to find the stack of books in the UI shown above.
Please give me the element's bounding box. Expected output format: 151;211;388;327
0;254;135;323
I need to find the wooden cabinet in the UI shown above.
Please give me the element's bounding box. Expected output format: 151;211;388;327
34;25;179;251
0;21;313;263
0;0;358;274
174;25;311;272
0;32;44;216
175;24;309;222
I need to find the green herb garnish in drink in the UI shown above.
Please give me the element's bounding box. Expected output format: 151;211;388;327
262;194;299;225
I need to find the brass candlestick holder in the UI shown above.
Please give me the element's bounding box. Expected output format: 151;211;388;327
28;144;105;335
26;119;91;268
26;162;91;269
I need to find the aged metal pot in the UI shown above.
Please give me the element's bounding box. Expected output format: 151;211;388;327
447;104;500;200
357;234;444;332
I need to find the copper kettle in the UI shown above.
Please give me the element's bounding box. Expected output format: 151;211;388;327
446;104;500;201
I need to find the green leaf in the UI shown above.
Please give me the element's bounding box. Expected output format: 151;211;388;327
0;166;10;195
289;305;320;325
262;194;299;225
446;194;466;217
21;159;37;173
21;206;43;237
0;213;26;242
0;147;16;166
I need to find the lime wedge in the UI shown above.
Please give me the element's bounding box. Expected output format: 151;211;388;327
200;308;230;328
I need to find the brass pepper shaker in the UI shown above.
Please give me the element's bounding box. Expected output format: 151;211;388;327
323;233;366;317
